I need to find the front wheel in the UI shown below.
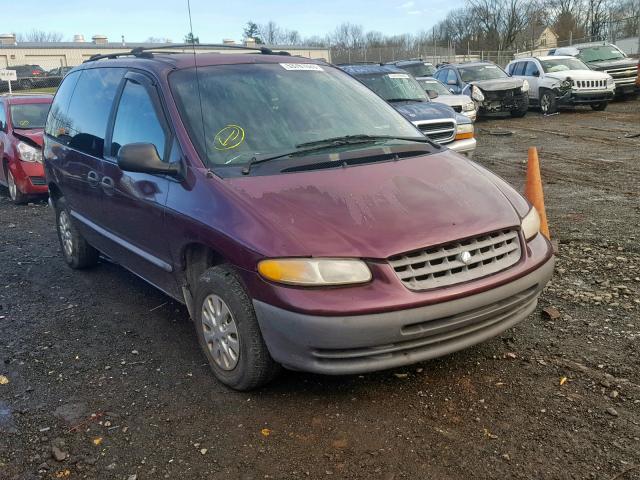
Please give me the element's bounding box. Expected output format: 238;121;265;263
591;102;608;111
55;197;99;269
18;79;33;90
194;265;280;390
7;170;28;204
539;89;557;115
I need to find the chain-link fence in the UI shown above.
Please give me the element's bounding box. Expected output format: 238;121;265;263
0;58;74;93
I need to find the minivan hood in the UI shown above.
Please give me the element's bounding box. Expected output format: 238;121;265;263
393;101;456;122
13;129;44;148
471;78;523;91
224;150;523;259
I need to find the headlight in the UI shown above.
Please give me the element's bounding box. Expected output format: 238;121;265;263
462;102;475;112
258;258;372;286
454;123;474;140
17;142;43;163
521;80;529;92
606;77;614;87
471;86;484;102
561;79;572;89
521;207;541;241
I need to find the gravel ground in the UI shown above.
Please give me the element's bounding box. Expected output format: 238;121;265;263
1;98;639;480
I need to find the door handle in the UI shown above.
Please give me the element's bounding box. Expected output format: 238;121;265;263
87;170;99;187
100;176;114;194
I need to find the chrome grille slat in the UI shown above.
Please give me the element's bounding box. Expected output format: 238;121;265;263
389;229;522;291
412;119;456;144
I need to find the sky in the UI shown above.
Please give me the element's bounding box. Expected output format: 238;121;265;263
7;0;464;43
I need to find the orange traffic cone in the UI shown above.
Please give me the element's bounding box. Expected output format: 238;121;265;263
525;146;550;239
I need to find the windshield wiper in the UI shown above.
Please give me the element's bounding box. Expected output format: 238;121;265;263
386;98;425;103
241;134;434;175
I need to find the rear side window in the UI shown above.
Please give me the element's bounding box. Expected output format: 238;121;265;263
445;69;458;85
65;68;125;158
110;80;167;160
0;103;6;131
45;70;80;138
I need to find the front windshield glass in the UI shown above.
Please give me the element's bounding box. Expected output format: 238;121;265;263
540;58;590;72
578;46;625;62
458;65;508;82
10;103;50;129
401;63;436;77
170;63;419;167
355;72;429;102
417;79;451;95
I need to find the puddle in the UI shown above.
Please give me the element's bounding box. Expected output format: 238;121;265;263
0;400;16;433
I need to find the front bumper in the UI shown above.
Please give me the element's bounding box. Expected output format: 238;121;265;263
558;89;614;105
10;161;48;195
447;137;477;158
254;256;554;375
478;92;528;113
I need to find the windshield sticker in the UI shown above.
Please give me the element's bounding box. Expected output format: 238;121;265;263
280;63;324;72
214;125;245;151
18;120;30;127
388;73;410;79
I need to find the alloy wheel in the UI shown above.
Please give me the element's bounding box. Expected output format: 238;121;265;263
201;294;240;370
540;94;550;113
58;210;74;258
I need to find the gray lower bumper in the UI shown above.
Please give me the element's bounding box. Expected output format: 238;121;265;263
254;257;554;375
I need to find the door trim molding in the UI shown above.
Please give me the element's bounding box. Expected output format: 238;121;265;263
70;209;173;273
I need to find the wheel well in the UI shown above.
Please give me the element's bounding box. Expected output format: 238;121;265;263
48;183;62;205
182;243;226;292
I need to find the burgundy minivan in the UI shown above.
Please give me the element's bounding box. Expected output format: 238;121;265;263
44;49;554;390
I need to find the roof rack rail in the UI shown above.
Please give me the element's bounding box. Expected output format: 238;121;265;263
83;43;291;63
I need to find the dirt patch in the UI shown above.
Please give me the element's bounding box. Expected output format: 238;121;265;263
1;99;639;479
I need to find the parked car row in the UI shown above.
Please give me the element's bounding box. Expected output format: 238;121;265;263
0;64;73;91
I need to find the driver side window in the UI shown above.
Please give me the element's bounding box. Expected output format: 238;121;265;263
524;62;539;76
111;80;167;160
445;69;458;85
0;103;6;132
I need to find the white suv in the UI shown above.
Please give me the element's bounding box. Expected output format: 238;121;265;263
506;56;615;114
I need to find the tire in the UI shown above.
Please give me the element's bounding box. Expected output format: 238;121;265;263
590;102;608;111
194;265;280;390
510;105;529;118
6;169;28;204
18;79;33;90
55;197;99;269
539;89;557;115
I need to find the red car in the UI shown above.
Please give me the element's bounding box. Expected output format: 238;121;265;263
0;94;52;203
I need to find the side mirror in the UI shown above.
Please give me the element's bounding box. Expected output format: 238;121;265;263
449;88;455;93
117;143;181;177
532;70;540;77
426;89;439;99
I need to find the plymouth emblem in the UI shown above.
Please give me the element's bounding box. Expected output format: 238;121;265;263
459;251;473;265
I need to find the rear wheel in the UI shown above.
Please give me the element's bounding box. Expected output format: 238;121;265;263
194;265;280;390
55;197;99;269
590;102;608;111
18;79;33;90
7;170;28;204
539;89;557;115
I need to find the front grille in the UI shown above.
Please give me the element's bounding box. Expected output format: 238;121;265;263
576;79;606;89
388;229;522;291
483;88;522;101
451;105;462;112
414;120;456;144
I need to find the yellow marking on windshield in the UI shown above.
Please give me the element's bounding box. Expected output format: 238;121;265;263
214;125;245;150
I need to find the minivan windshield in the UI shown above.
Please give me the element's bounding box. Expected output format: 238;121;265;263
354;72;429;102
578;45;625;62
540;57;590;72
10;103;50;129
459;65;508;82
170;63;421;167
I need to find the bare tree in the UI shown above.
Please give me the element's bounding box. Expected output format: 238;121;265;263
17;30;63;42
